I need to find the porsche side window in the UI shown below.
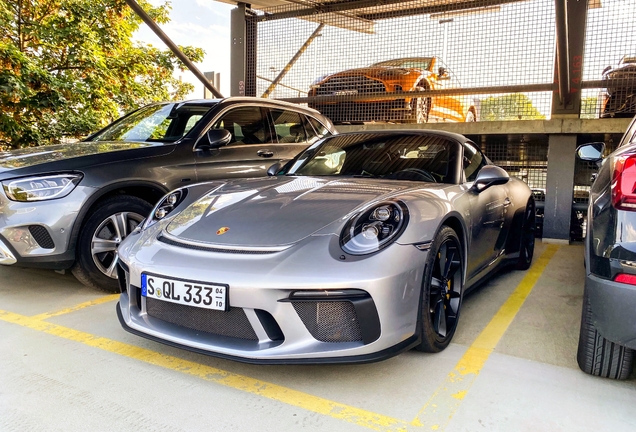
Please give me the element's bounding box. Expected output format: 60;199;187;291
212;107;270;145
271;109;307;143
463;143;485;182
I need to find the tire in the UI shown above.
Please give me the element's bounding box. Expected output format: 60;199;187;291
465;110;476;122
72;195;151;292
577;290;634;379
415;226;464;353
515;198;536;270
408;86;430;124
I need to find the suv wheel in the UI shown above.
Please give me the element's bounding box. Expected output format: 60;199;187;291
577;289;634;379
72;195;151;292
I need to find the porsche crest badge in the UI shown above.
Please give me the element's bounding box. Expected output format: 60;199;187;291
216;227;230;235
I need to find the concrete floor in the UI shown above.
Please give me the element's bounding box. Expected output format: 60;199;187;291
1;241;635;431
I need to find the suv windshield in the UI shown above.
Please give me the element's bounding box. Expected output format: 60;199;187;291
89;103;215;143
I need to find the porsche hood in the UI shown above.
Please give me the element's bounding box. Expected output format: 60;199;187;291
165;177;418;247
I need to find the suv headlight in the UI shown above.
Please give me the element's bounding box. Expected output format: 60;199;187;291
2;174;83;202
340;201;409;255
143;189;188;230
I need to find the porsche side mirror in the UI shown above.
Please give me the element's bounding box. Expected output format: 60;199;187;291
471;165;509;192
196;129;232;151
576;142;605;162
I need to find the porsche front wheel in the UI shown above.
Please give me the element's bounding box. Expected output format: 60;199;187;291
416;226;464;353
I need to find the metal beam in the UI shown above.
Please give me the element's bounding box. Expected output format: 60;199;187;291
230;3;247;96
554;0;571;106
257;0;406;22
124;0;223;98
279;78;624;105
552;0;589;115
359;0;524;21
262;24;325;98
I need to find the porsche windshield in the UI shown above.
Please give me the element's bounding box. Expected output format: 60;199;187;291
288;134;454;183
372;58;433;69
89;103;215;143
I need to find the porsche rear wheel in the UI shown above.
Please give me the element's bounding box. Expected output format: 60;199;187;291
416;226;463;353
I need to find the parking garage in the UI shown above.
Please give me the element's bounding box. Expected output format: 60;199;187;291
2;0;636;431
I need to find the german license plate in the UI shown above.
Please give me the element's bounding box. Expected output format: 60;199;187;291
141;273;228;311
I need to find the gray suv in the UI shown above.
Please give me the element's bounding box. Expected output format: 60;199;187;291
0;97;335;291
576;114;636;379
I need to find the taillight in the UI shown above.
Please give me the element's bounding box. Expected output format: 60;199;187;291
614;273;636;285
611;154;636;210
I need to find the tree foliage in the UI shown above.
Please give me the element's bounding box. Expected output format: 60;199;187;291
480;93;546;121
0;0;204;149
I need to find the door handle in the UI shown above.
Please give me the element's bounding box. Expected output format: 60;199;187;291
257;149;274;158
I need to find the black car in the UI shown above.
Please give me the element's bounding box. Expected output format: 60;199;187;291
0;97;335;291
576;115;636;379
600;55;636;118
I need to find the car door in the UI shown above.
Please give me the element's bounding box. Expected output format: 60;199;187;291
193;105;279;181
269;108;316;162
464;143;510;278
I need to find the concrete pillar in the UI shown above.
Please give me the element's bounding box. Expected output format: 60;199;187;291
543;134;577;242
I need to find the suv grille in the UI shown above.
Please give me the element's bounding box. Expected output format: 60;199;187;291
292;301;362;343
146;298;258;340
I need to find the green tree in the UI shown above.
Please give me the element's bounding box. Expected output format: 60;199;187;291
480;93;546;121
0;0;204;149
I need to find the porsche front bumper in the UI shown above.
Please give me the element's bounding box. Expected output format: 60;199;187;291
117;232;429;364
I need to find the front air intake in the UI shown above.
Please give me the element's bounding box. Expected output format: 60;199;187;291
292;301;363;343
28;225;54;249
146;298;258;341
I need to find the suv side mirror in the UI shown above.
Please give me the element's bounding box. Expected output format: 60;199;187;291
267;160;291;176
471;165;509;192
267;161;283;176
576;142;605;162
196;129;232;151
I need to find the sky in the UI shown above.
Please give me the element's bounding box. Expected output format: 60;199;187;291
133;0;636;117
134;0;234;98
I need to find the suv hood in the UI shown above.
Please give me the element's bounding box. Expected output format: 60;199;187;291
165;177;419;247
0;141;167;176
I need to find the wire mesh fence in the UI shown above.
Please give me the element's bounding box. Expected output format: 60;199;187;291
245;0;636;124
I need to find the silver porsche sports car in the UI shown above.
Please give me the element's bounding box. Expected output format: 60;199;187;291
116;130;535;364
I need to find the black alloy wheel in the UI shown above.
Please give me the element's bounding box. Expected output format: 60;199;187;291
416;226;464;353
516;199;536;270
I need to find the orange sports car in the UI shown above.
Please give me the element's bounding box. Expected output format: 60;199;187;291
308;57;478;124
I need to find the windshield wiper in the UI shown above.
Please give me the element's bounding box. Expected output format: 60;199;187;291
352;170;380;178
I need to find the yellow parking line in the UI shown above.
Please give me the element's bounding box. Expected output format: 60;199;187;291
411;244;560;429
30;294;119;320
0;309;410;432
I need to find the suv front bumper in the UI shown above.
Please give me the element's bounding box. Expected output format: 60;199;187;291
0;185;97;269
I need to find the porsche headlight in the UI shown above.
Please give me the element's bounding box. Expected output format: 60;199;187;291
2;174;83;202
340;201;408;255
143;189;187;230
